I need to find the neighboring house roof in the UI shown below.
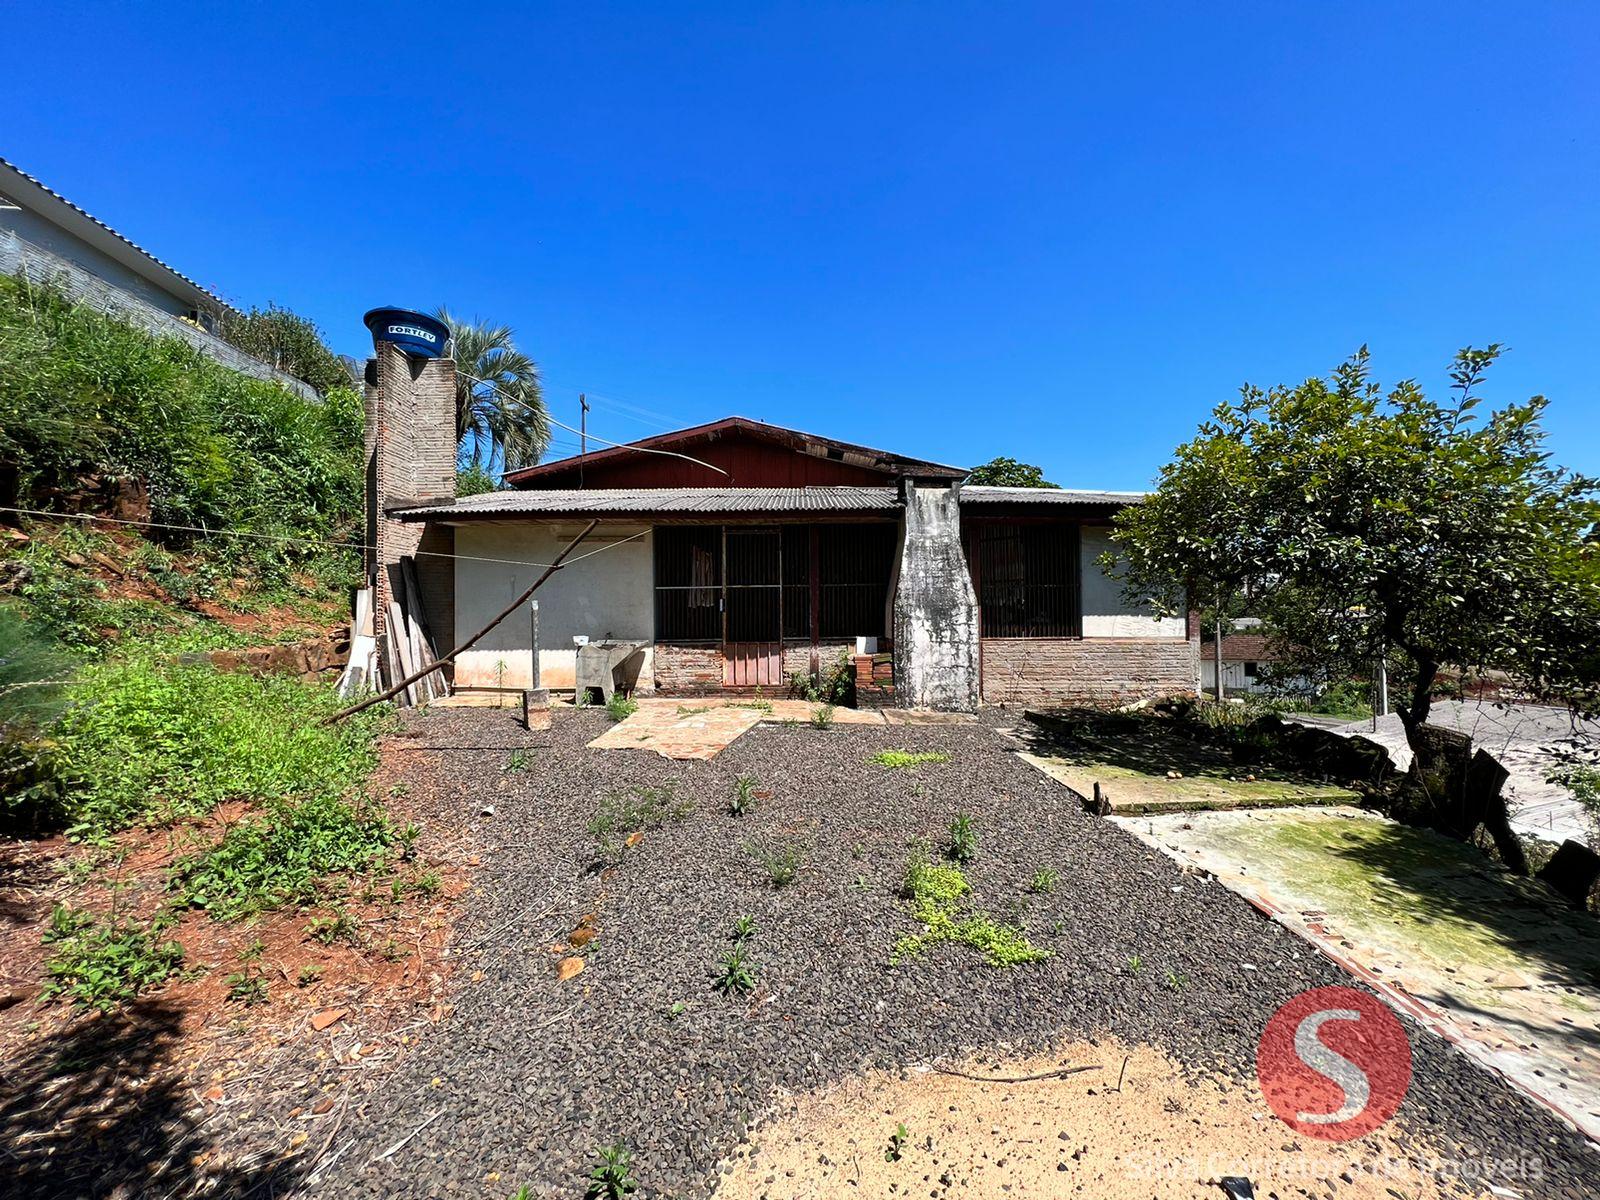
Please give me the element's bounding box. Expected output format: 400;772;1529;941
961;485;1148;506
502;416;967;487
392;486;902;520
1199;634;1277;662
0;155;234;315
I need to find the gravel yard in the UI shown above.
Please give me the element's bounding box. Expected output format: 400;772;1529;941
282;707;1599;1199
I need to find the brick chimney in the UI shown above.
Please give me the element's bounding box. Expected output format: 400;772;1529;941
363;341;457;684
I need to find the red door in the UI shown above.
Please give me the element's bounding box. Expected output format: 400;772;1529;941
723;528;783;687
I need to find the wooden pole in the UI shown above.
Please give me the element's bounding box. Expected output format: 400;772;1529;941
325;520;599;724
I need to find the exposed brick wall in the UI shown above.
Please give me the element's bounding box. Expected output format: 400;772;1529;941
980;638;1198;706
781;641;856;686
366;344;457;682
853;652;896;708
653;644;723;693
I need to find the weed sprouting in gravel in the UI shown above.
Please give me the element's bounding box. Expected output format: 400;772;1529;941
40;904;184;1011
665;1000;687;1020
730;914;757;944
605;692;638;722
505;749;530;772
945;814;978;863
297;965;323;987
712;946;759;996
1165;968;1190;992
871;750;950;769
226;968;268;1006
810;703;836;729
729;774;760;816
1029;867;1059;894
589;783;693;865
895;852;1047;968
1127;954;1143;976
885;1122;909;1162
583;1142;638;1200
749;840;804;887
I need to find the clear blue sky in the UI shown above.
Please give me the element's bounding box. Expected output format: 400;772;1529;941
6;3;1598;485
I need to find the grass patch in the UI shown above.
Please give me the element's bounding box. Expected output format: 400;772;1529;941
171;792;396;920
729;699;773;713
894;852;1048;968
40;904;184;1012
605;692;638;722
871;750;951;769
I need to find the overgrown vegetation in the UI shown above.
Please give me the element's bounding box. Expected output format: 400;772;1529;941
788;652;853;705
1;275;364;583
605;692;638;722
40;904;184;1012
1547;764;1600;841
216;303;352;393
871;749;950;769
171;792;396;920
58;655;386;837
0;604;74;829
894;851;1048;968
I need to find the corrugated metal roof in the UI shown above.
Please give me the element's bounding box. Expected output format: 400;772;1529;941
961;486;1147;506
392;486;902;519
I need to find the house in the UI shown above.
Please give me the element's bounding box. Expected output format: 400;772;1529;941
1199;632;1277;694
365;342;1199;712
0;156;315;398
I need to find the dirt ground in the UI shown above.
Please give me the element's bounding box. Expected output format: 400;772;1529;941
716;1038;1482;1200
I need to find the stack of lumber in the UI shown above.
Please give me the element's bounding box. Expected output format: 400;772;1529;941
336;587;380;698
382;557;450;706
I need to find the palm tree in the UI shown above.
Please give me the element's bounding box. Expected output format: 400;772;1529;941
435;308;551;474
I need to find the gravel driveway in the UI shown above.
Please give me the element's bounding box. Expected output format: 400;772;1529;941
283;707;1599;1198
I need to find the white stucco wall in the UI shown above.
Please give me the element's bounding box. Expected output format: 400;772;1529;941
453;523;655;690
1080;526;1187;639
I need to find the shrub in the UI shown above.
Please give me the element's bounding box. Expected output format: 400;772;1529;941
55;657;385;835
789;652;854;705
40;905;184;1011
171;792;395;919
750;840;804;887
945;814;978;863
215;303;352;393
871;750;950;769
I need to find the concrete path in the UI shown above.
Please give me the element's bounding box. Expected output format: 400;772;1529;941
1116;805;1600;1144
1320;701;1599;846
588;697;883;759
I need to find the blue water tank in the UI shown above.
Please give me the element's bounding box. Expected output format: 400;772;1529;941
363;307;450;359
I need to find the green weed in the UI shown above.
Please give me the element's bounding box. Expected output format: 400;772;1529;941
945;814;978;863
584;1142;638;1200
730;914;757;944
40;905;184;1011
1029;868;1058;895
588;783;693;864
729;774;760;816
605;692;638;722
885;1122;909;1163
749;840;804;887
713;947;759;996
894;852;1047;968
810;703;835;729
871;750;950;769
172;793;394;920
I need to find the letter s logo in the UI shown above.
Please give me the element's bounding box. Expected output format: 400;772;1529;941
1258;987;1410;1141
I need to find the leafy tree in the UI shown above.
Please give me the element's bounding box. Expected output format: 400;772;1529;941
217;303;352;393
1113;346;1600;845
967;457;1059;488
436;309;550;473
456;464;498;497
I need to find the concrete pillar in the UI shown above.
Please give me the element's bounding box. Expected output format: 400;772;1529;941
363;341;457;685
892;480;980;711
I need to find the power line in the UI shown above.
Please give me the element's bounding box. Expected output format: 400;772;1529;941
461;371;729;478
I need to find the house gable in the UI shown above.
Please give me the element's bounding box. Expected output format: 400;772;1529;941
503;416;964;489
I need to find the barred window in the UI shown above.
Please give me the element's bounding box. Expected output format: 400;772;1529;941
966;523;1081;638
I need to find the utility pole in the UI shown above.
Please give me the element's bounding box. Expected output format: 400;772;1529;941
579;393;589;488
